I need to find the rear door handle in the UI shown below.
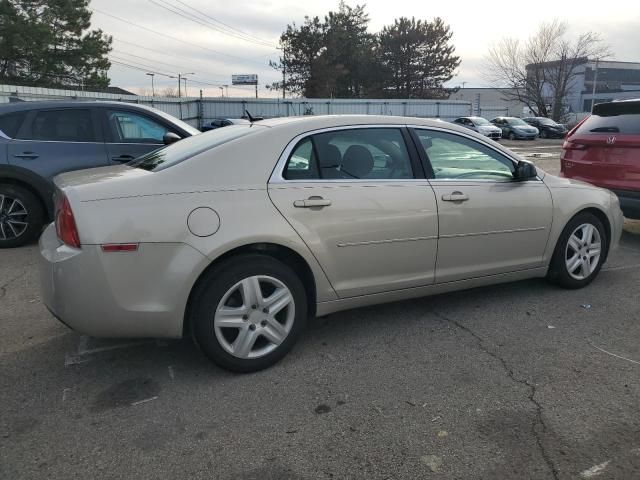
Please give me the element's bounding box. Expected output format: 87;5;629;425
13;152;39;160
293;197;332;208
111;155;135;162
442;191;469;202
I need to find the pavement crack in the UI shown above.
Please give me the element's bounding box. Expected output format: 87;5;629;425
431;310;560;480
0;268;32;300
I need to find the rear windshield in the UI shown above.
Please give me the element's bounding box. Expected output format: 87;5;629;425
130;124;259;171
576;111;640;135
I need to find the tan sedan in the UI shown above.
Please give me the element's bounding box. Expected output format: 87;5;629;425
39;115;623;372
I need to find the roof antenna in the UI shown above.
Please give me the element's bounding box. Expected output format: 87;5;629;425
245;109;256;122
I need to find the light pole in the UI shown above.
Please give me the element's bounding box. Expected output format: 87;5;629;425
590;58;600;113
219;86;224;98
146;73;155;97
182;77;189;97
177;72;194;98
223;84;228;97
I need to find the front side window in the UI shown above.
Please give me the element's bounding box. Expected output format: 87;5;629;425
107;110;172;144
27;109;96;142
283;128;414;180
413;129;515;181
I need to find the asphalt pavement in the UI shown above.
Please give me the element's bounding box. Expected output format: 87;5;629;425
1;141;640;479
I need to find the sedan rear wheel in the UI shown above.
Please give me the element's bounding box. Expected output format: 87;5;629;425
191;254;307;372
547;212;607;289
508;131;516;140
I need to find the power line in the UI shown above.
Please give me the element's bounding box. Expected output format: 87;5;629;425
110;55;227;87
149;0;276;49
92;8;270;67
173;0;276;46
111;48;228;80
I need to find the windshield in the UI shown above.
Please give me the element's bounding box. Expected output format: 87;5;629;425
537;118;557;126
507;118;528;126
129;124;259;171
471;118;490;126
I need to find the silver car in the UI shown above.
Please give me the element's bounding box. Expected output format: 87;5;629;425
452;116;502;140
39;115;623;372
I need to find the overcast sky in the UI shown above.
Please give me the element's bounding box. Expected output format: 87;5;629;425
90;0;640;97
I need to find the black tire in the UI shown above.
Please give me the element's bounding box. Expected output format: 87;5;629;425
508;131;516;140
547;212;608;289
190;254;308;372
540;130;547;139
0;184;44;248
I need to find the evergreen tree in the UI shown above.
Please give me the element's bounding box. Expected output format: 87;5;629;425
0;0;112;88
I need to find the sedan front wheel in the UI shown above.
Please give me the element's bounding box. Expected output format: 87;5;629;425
190;254;307;372
547;212;608;289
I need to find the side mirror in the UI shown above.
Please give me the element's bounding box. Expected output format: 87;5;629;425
163;132;181;145
515;160;537;180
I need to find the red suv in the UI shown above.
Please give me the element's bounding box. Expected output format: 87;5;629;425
561;99;640;218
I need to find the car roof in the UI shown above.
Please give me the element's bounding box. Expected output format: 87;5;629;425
256;114;449;129
0;100;164;114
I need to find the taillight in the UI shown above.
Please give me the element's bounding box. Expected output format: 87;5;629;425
566;115;590;138
55;193;81;248
562;140;587;150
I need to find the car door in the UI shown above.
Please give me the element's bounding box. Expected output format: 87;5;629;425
6;107;108;179
268;126;439;298
410;127;553;283
100;108;180;164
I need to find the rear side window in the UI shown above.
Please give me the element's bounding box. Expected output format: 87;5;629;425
576;112;640;135
26;109;97;142
0;111;27;138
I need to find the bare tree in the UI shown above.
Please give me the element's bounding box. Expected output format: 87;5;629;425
159;86;178;98
484;20;610;120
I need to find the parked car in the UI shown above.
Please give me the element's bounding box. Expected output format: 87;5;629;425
523;117;567;138
40;115;622;372
561;99;640;219
452;116;502;140
491;117;539;140
201;117;250;132
0;101;200;247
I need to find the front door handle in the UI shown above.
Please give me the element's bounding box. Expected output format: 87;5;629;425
13;152;39;160
442;191;469;202
111;155;135;163
293;197;332;208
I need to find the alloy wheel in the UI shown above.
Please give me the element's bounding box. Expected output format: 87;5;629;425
0;194;29;241
214;275;295;359
565;223;601;280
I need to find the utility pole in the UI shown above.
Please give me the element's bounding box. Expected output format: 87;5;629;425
590;58;599;112
182;77;188;97
219;86;224;98
146;73;155;97
223;84;228;97
255;83;258;99
282;45;286;99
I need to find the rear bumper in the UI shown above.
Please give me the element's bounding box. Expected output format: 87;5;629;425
612;189;640;219
39;223;208;338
